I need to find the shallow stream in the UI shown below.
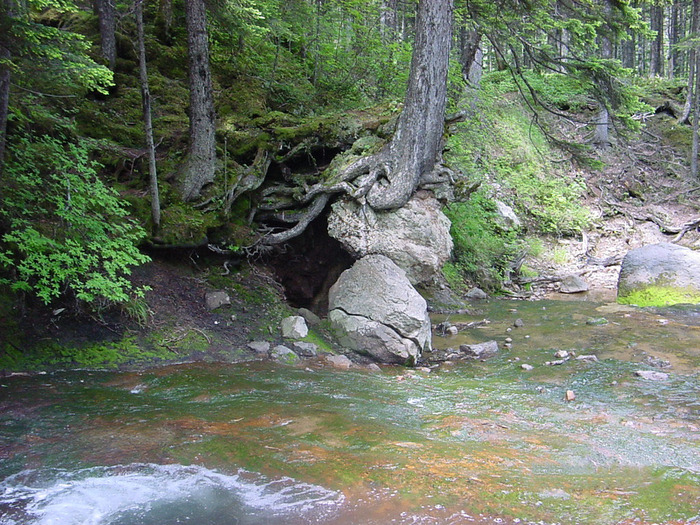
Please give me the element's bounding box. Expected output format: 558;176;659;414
1;296;699;524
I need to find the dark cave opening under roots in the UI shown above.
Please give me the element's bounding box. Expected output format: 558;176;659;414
263;211;354;317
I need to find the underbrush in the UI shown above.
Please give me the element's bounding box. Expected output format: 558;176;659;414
444;71;594;290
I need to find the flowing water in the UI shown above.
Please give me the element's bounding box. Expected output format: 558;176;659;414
1;296;699;524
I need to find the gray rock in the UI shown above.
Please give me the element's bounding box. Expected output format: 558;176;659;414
514;318;525;328
328;254;431;365
247;341;270;355
298;307;321;327
205;291;230;311
271;345;301;364
618;243;700;306
559;275;589;294
494;200;522;230
281;316;308;339
465;287;489;300
521;363;534;371
459;340;499;359
634;370;669;381
327;191;452;285
292;341;318;357
576;354;599;362
325;354;353;369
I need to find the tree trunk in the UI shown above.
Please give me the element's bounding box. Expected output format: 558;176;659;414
380;0;398;41
669;1;680;77
135;0;160;231
594;6;612;150
0;0;16;170
179;0;216;201
94;0;117;70
649;4;664;77
681;0;700;125
366;0;453;210
459;26;482;86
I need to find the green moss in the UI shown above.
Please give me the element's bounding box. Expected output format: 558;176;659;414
158;204;219;245
301;328;335;353
0;336;177;371
618;285;700;307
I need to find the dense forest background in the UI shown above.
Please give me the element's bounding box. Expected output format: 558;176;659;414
1;0;699;320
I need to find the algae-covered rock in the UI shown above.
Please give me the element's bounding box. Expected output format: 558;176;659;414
617;243;700;306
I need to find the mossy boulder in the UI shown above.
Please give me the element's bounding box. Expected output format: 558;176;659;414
617;243;700;306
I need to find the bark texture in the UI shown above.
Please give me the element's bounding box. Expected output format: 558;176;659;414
366;0;453;210
0;0;16;169
94;0;117;69
179;0;216;201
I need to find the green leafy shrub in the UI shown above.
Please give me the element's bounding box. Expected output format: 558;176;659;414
444;191;520;290
0;134;151;304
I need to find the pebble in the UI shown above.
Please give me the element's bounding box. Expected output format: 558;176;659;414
505;337;513;344
634;370;669;381
521;364;534;371
565;390;576;401
576;354;599;362
554;350;569;359
514;318;525;328
546;359;567;366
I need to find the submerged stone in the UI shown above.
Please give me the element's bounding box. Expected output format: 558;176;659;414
271;345;301;364
634;370;669;381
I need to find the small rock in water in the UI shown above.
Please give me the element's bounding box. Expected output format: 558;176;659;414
521;364;534;371
576;354;599;362
546;359;567;366
459;341;499;359
634;370;669;381
292;341;318;357
270;345;301;364
586;317;609;326
326;354;353;369
513;318;525;328
565;390;576;402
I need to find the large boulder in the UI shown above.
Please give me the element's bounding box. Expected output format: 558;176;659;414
327;191;452;285
617;243;700;306
328;254;431;365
